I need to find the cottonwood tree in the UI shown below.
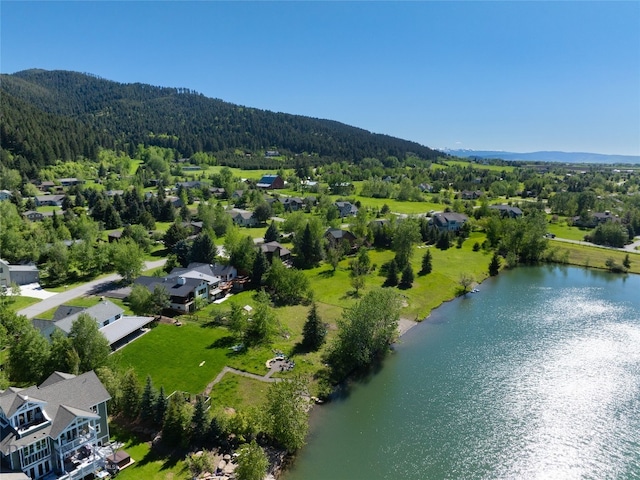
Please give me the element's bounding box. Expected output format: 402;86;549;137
128;283;152;315
48;329;80;375
111;238;144;284
8;325;50;384
264;376;311;452
69;313;111;372
244;291;278;346
392;219;421;269
459;273;474;293
235;440;269;480
328;288;402;379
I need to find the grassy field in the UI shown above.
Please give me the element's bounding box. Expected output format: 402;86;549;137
546;240;640;274
444;159;516;173
546;216;592;241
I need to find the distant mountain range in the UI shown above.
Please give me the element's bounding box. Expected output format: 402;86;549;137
443;149;640;165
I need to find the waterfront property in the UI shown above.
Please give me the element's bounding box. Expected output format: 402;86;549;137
0;371;110;480
32;299;154;350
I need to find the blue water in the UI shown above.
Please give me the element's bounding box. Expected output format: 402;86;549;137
284;266;640;479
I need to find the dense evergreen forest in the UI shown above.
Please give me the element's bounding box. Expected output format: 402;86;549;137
0;69;441;178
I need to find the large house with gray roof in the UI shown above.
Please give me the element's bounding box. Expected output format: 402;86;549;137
0;370;110;480
0;259;39;288
134;275;208;313
33;300;153;350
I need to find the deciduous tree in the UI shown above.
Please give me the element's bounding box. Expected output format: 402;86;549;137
264;376;310;452
69;312;111;372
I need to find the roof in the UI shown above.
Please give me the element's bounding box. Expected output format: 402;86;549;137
54;300;124;334
7;264;38;273
0;371;110;453
257;174;281;185
325;228;355;240
490;204;523;215
135;275;205;297
260;241;291;256
52;305;85;322
100;316;154;345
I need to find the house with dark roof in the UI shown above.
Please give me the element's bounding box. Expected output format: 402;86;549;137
260;241;291;263
324;228;357;252
489;205;523;218
460;190;483;200
430;212;468;232
0;259;39;287
0;370;110;480
335;201;358;218
168;262;236;301
281;197;304;212
256;174;284;190
134;275;208;313
22;211;44;222
58;178;82;187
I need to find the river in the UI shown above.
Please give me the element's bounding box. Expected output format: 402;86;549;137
284;266;640;479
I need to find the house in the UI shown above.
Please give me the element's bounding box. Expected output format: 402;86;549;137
325;228;357;252
107;230;123;243
335;201;358;218
489;205;523;218
58;178;82;187
281;197;304;212
134;276;208;313
167;262;234;301
175;181;205;190
256;174;285;190
209;187;226;198
39;181;56;190
0;190;12;201
430;212;468;232
228;208;258;227
418;183;433;193
34;299;154;350
231;190;245;201
260;241;291;263
22;211;44;222
572;210;620;228
34;195;66;207
0;370;111;480
460;190;483;200
265;150;280;157
0;259;39;287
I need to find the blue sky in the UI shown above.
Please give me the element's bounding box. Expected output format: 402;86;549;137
2;1;639;156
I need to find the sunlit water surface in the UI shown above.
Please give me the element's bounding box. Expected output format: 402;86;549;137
284;266;640;480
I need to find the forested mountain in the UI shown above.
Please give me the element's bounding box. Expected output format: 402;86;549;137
1;69;441;178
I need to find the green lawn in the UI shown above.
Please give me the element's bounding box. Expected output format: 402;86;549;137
2;295;40;312
546;240;640;274
110;426;189;480
546;217;592;241
112;323;237;394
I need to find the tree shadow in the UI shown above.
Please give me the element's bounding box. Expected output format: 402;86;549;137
317;269;336;278
207;335;236;349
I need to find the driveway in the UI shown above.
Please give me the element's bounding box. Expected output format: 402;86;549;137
17;259;167;319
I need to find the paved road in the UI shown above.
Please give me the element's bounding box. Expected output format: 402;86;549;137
18;259;167;319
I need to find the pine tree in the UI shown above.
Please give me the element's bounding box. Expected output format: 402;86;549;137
385;260;399;287
162;392;187;447
302;302;325;351
154;386;168;427
264;221;280;243
120;369;141;420
140;375;157;424
420;249;433;275
190;232;217;264
252;249;269;287
400;263;414;289
489;252;501;276
190;395;208;448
